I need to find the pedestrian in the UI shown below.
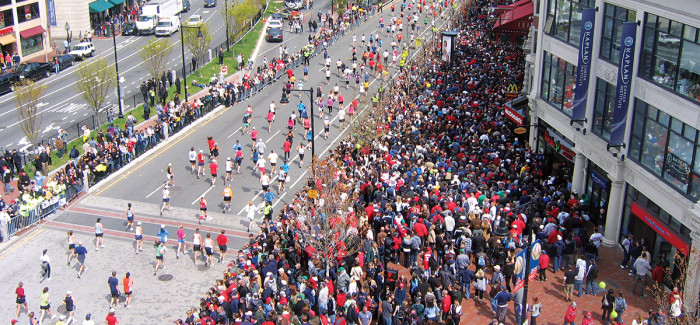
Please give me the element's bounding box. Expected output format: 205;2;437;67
225;157;233;182
244;200;256;232
94;218;104;250
235;147;244;174
40;249;51;282
125;203;135;231
222;185;232;212
631;313;645;325
297;142;307;167
15;282;27;318
538;249;549;281
157;224;169;244
197;150;205;178
28;311;38;325
203;233;214;267
108;271;120;307
160;185;171;215
563;301;577;325
613;291;627;323
209;159;218;187
216;230;228;263
277;166;287;193
529;296;542;325
166;163;174;187
189;147;197;174
134;222;144;253
632;252;652;297
38;287;56;322
75;242;88;278
669;292;683;319
192;228;202;266
63;291;76;323
123;272;133;308
83;313;94;325
564;266;576;302
218;48;224;65
154;240;166;275
105;308;119;325
585;260;599;295
176;225;187;259
494;285;511;323
199;196;208;223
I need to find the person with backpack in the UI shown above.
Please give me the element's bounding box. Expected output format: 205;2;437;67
614;291;628;324
601;289;615;324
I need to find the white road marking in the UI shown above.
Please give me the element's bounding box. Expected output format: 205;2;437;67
265;130;280;142
191;185;215;205
146;182;167;198
227;126;242;138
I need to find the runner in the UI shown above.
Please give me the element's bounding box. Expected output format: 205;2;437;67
268;150;279;171
125;203;135;231
209;158;218;187
157;224;169;245
108;271;120;307
188;147;197;174
222;185;232;212
105;308;118;325
250;127;259;145
203;233;215;267
39;249;51;282
122;272;133;308
199;197;208;223
176;225;187;259
267;110;275;132
191;228;202;266
338;106;347;128
297;142;307;167
283;139;292;162
323;117;331;139
38;287;56;322
260;172;271;193
242;113;251;135
244;200;256;232
154;240;166;275
66;230;76;265
15;282;27;319
206;136;216;156
94;218;104;251
255;157;267;176
224;157;234;182
196;150;205;179
216;230;228;263
134;222;144;253
166;163;174;186
75;242;88;278
160;186;171;215
277;166;287;193
235;147;244;173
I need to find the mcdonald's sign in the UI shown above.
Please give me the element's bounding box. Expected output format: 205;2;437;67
506;84;519;99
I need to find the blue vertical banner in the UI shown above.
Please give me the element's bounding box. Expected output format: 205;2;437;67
572;8;595;121
513;240;542;292
47;0;57;26
610;22;637;146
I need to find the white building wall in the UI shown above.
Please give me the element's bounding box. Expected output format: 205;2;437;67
49;0;90;41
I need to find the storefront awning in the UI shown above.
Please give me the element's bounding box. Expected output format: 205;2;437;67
19;25;45;38
107;0;126;6
493;0;533;35
89;0;114;13
504;95;527;125
0;34;16;45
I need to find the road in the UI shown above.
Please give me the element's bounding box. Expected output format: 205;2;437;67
0;0;320;152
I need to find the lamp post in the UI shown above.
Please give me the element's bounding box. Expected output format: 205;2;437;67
179;21;203;102
111;23;124;118
64;22;70;42
280;87;315;158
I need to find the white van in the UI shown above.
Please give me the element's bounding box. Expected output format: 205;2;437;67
155;16;181;36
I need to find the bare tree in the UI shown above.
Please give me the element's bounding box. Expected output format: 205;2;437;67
139;38;173;81
74;57;116;126
651;249;699;324
15;79;47;150
184;23;212;77
293;157;362;276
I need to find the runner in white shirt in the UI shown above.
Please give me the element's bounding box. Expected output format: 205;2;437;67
192;229;202;266
277;166;287;193
188;147;197;174
338;108;346;128
256;158;267;175
225;157;234;182
260;172;271;192
323;117;331;139
268;151;279;171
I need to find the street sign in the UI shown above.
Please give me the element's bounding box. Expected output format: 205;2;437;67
220;65;227;75
308;189;318;198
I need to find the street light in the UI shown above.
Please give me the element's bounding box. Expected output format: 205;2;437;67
64;22;70;42
111;23;124;118
281;87;315;158
179;21;203;102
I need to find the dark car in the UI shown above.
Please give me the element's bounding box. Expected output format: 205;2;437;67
0;73;16;95
122;22;137;36
183;0;191;12
14;62;52;81
204;0;216;7
266;27;283;42
52;54;74;70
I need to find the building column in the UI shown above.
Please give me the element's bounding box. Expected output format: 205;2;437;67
571;152;586;195
684;234;700;314
603;180;625;246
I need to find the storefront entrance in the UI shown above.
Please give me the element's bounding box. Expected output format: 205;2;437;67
584;166;610;225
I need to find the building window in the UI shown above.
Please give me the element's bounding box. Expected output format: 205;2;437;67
16;2;40;24
544;0;594;46
0;9;13;28
592;78;615;141
540;51;576;116
629;99;700;201
600;4;636;63
639;13;700;104
20;33;42;56
0;0;11;7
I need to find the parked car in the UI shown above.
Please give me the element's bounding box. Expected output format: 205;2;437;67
658;33;681;47
266;27;283;42
155;16;181;36
0;73;16;95
122;22;137;36
183;0;191;12
52;54;75;70
267;19;283;29
184;15;203;27
14;62;52;81
69;42;96;60
204;0;216;7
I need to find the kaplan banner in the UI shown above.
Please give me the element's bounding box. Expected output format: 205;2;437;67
610;22;637;146
572;8;595;121
513;240;543;292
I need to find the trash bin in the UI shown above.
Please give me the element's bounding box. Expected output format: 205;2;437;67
105;25;111;37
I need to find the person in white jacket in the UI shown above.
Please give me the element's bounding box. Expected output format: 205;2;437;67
244;200;256;232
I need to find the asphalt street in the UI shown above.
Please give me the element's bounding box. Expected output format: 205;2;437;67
0;0;326;151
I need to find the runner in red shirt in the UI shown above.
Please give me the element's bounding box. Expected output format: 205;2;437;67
199;197;208;222
105;308;119;325
283;140;292;161
209;160;218;187
196;150;205;179
206;136;216;155
216;230;228;263
250;127;258;145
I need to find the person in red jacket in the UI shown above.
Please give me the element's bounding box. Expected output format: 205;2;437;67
581;311;595;325
414;218;428;238
538;250;550;281
651;262;665;285
563;301;577;325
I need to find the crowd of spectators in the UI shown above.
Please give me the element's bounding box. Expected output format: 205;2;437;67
167;1;611;325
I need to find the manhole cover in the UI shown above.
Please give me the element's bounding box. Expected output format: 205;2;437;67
158;274;174;281
197;265;210;271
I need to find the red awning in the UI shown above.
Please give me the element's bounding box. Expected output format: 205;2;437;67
493;0;533;35
20;25;46;38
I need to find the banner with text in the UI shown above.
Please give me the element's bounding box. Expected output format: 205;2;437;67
610;22;637;146
572;8;595;121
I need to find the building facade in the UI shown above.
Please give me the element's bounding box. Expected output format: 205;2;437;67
0;0;52;61
526;0;700;303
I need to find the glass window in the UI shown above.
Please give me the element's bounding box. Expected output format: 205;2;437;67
0;0;11;6
0;9;13;28
16;2;40;23
600;3;636;63
545;0;594;46
540;52;577;116
20;33;42;56
630;99;700;201
639;13;700;104
592;79;615;140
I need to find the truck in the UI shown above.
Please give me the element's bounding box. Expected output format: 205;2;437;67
136;0;184;35
14;62;52;81
155;16;181;36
